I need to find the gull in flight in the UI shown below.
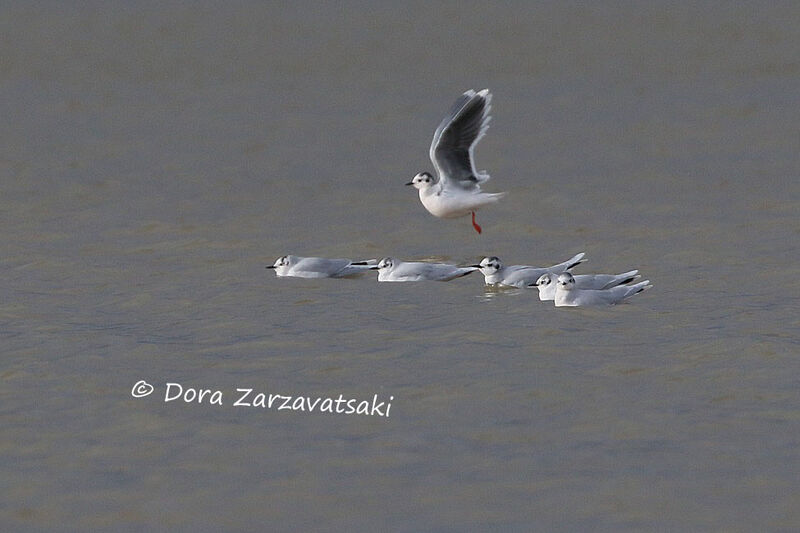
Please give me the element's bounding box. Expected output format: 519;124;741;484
371;257;478;282
406;89;505;234
267;255;376;279
553;272;652;307
532;270;640;301
471;253;586;288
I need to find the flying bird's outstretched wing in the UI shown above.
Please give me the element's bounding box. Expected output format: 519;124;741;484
429;89;492;189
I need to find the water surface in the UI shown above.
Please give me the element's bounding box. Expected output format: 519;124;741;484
1;2;799;531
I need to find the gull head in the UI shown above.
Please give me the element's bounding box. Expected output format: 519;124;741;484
267;255;291;269
405;172;435;190
372;257;395;271
557;272;576;290
534;272;554;288
471;256;503;274
266;255;293;275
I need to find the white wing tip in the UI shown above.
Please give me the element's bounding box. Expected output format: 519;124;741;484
464;88;492;102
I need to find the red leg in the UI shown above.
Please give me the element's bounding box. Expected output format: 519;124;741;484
471;211;482;234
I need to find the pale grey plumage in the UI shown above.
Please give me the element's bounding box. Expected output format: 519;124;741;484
554;272;652;307
371;257;478;282
267;255;376;279
472;253;586;288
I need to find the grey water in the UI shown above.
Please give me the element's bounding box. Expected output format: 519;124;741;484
2;2;799;531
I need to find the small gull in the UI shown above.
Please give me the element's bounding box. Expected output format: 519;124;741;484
533;270;640;301
406;89;505;234
267;255;377;279
554;272;652;307
371;257;478;282
471;253;586;288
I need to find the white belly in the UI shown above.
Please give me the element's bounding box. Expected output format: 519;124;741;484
419;190;478;218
